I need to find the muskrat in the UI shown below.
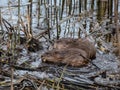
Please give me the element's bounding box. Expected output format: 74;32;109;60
112;47;120;56
41;48;88;67
53;38;96;59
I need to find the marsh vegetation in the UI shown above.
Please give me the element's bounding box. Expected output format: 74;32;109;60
0;0;120;90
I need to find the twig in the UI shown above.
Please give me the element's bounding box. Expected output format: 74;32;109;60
56;64;68;90
10;68;14;90
78;53;100;70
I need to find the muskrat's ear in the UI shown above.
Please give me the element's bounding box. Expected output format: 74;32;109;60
44;52;50;55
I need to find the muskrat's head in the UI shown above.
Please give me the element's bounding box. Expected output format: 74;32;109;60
41;50;64;63
41;51;54;62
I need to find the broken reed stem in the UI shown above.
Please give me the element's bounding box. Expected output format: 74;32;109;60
58;0;62;37
91;0;94;10
58;0;61;20
44;1;50;39
29;0;33;33
27;2;33;39
37;0;40;26
50;0;52;27
0;8;3;32
72;0;75;15
54;0;59;39
84;0;87;10
46;0;51;39
68;0;72;15
60;0;65;20
65;0;67;16
114;0;120;56
53;0;56;25
27;0;33;38
10;68;14;90
18;0;20;44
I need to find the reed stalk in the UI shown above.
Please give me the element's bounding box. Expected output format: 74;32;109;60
18;0;20;44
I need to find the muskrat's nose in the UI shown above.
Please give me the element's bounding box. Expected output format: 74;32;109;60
41;55;47;62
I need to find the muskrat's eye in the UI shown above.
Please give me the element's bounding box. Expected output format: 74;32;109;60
41;55;44;58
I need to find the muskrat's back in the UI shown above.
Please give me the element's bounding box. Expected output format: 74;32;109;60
53;38;96;59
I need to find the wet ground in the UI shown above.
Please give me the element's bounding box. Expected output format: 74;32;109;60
1;38;120;90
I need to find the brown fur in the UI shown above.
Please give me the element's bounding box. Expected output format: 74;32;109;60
113;47;120;56
53;38;96;59
41;48;88;67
